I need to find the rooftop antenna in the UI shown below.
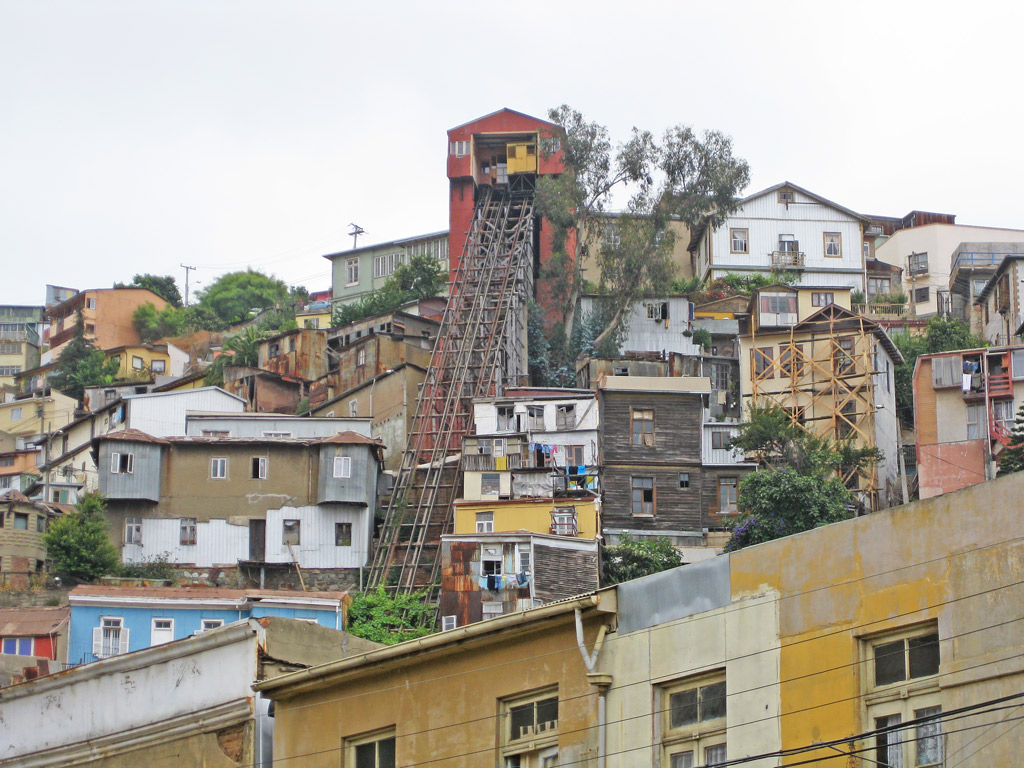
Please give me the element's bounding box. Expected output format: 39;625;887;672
348;223;366;249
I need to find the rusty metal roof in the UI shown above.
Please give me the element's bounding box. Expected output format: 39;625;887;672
0;605;69;637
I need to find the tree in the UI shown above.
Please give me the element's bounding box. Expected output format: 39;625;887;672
602;533;682;585
49;309;121;404
346;587;435;645
998;402;1024;476
891;317;986;427
196;269;294;325
132;302;184;342
114;274;183;307
42;492;121;582
332;254;447;326
535;106;750;347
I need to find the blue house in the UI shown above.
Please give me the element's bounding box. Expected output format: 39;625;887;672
67;585;348;666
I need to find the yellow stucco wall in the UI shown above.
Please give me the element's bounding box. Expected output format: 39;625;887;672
729;471;1024;765
107;346;171;379
453;497;599;539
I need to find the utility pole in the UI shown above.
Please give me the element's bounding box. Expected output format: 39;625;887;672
180;264;196;306
348;223;365;249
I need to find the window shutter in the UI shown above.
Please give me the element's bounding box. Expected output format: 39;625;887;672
126;453;134;474
110;453;120;473
92;627;103;657
119;628;130;655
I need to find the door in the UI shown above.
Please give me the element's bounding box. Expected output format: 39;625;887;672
249;519;266;562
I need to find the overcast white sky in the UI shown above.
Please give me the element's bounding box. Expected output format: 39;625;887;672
3;0;1022;305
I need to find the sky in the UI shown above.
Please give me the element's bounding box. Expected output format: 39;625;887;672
3;0;1023;305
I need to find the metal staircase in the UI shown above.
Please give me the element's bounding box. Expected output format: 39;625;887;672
366;179;535;605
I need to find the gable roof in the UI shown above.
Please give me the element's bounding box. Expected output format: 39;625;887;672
738;181;870;224
447;107;559;133
0;606;69;637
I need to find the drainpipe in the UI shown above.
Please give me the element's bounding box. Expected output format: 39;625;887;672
575;609;612;768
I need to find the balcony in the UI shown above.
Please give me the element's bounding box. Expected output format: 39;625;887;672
462;453;528;471
552;466;599;497
853;303;910;320
771;251;805;269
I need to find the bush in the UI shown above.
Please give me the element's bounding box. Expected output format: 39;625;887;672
119;553;176;581
42;493;121;583
347;587;435;645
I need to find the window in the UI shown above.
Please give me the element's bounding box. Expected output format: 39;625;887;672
823;232;842;258
555;404;576;430
517;546;532;574
604;223;621;249
335;522;352;546
210;457;227;479
729;228;748;254
780;344;803;378
346;258;359;285
662;674;727;768
480;472;501;496
262;431;292;438
202;429;230;437
0;342;21;354
441;615;458;631
710;431;729;451
2;637;33;655
451;139;470;156
565;445;584;466
349;399;359;418
966;403;984;440
914;287;930;304
283;519;301;546
631;408;654;446
125;517;142;545
710;363;730;391
864;625;942;768
778;235;799;253
834;338;856;375
868;277;892;299
357;347;366;367
251;456;267;479
527;405;545;430
92;616;128;658
333;456;352;478
551;509;577;536
481;546;502;577
909;251;929;275
778;188;795;203
86;297;97;310
752;347;774;378
500;689;559;768
931;356;960;389
719;478;738;512
201;619;224;632
760;293;797;314
151;359;166;373
476;511;494;533
131;355;144;370
811;292;835;307
837;402;857;439
632;476;655;516
36;515;46;533
110;451;134;474
180;518;197;546
497;405;515;431
10;407;22;421
994;400;1014;434
13;513;28;530
679;473;690;489
0;457;12;468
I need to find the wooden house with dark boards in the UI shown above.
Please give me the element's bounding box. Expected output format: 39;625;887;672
598;377;711;546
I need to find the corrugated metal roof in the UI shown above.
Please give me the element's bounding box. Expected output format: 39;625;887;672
0;606;69;637
70;585;346;601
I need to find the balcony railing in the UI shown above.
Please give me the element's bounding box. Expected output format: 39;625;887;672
462;453;527;471
771;251;805;269
853;303;910;320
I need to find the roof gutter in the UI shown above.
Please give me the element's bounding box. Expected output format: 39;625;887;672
255;593;606;699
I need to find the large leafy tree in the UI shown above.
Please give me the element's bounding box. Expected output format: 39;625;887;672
114;274;183;307
49;309;121;404
535;106;750;348
42;492;121;582
332;253;446;326
602;533;682;585
196;269;295;325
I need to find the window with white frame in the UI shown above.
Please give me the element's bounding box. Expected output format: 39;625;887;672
476;511;494;533
262;431;292;438
201;619;224;632
500;689;559;768
93;616;128;659
729;228;748;254
333;455;352;478
151;618;174;645
497;405;515;432
550;508;577;536
868;277;892;299
862;624;942;768
604;223;621;249
661;673;727;768
210;457;227;479
180;518;197;546
357;347;366;366
346;257;359;285
811;292;835;307
823;232;842;258
349;399;358;417
517;545;531;574
527;405;545;430
480;472;501;496
283;519;301;546
251;456;267;479
993;400;1014;434
966;403;984;440
480;546;502;577
110;451;134;474
441;615;458;631
450;140;470;156
124;517;142;545
555;404;576;430
86;297;97;310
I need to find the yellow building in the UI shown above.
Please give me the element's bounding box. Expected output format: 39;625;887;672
261;470;1024;768
297;307;333;329
0;391;77;439
738;285;903;509
104;343;176;380
453;497;599;540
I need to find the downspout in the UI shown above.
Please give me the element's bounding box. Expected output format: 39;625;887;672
575;609;611;768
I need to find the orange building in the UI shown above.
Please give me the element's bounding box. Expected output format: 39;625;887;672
43;288;168;360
